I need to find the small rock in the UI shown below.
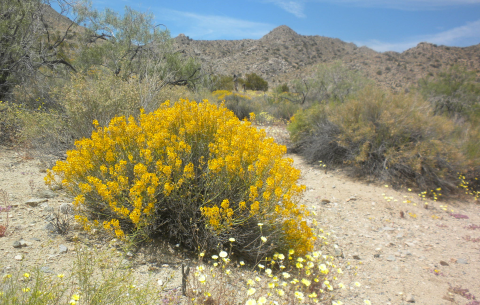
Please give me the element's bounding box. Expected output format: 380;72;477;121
396;233;404;239
60;203;73;214
346;197;357;202
383;226;395;231
25;198;48;207
405;242;415;247
321;199;330;204
40;266;54;273
44;223;56;233
352;254;361;260
332;185;336;189
334;248;344;258
375;247;382;252
51;184;63;191
387;255;396;261
457;258;468;264
14;254;23;261
126;252;134;257
440;261;449;266
161;264;169;268
13;240;22;248
374;254;381;258
59;244;68;254
157;279;164;286
406;293;415;303
36;189;57;199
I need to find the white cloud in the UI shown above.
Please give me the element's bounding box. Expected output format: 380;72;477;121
354;19;480;52
156;9;273;40
265;0;306;17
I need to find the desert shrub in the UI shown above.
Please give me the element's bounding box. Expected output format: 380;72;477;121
244;73;268;92
52;69;147;140
275;83;289;93
0;100;71;154
418;65;480;119
45;99;314;261
212;90;255;120
289;86;467;193
291;61;371;105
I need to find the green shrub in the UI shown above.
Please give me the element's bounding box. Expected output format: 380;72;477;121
418;65;480;119
244;73;268;92
46;99;314;261
0;100;71;155
289;86;467;193
275;83;289;93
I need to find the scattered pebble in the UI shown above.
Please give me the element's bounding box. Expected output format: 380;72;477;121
387;255;396;261
406;293;415;303
25;198;48;207
457;258;468;264
14;254;23;261
59;244;68;254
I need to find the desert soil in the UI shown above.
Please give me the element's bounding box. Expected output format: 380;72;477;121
1;125;479;305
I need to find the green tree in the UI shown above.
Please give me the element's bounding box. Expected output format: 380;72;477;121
0;0;80;100
244;73;268;91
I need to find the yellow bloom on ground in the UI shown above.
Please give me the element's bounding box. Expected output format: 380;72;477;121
295;291;304;301
364;300;372;305
219;251;228;258
247;288;256;296
245;299;256;305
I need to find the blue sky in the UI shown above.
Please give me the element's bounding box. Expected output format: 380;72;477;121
86;0;480;52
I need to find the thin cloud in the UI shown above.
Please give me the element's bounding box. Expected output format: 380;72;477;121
354;19;480;52
156;9;273;39
265;0;306;17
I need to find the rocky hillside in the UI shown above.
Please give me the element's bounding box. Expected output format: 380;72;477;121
174;25;480;90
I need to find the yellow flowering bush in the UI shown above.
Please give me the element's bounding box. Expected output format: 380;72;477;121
45;99;314;259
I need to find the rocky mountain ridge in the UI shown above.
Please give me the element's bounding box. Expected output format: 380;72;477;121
174;25;480;90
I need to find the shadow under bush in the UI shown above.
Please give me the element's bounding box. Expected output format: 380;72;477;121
289;86;470;194
46;99;314;261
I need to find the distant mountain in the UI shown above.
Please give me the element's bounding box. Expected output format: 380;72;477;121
174;25;480;90
40;6;480;91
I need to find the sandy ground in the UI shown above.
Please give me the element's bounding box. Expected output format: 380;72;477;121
1;125;479;304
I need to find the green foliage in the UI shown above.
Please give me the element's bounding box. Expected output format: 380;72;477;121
244;73;268;91
275;83;290;93
289;85;471;193
73;5;201;89
46;100;314;261
291;61;371;104
0;0;78;100
0;100;70;154
418;65;480;118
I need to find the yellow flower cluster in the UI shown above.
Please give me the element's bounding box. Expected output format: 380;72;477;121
45;99;313;254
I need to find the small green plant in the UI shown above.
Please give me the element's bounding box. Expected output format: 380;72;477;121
0;246;168;304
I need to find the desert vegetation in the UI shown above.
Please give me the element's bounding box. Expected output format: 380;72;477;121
1;0;479;304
